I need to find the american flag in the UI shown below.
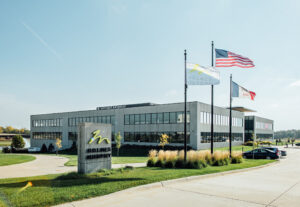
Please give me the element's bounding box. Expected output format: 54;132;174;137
215;49;255;68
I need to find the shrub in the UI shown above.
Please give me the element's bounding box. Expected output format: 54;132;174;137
48;144;55;152
259;141;272;146
231;151;243;164
147;159;156;167
41;144;48;153
212;151;230;166
11;135;25;148
2;147;11;153
244;141;258;146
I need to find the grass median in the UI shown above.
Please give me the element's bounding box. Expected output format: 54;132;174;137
0;153;36;167
0;159;275;207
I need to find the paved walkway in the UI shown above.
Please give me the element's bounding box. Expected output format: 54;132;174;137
0;154;146;179
56;147;300;207
0;154;76;178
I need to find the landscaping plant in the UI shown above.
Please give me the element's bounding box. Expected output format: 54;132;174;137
212;151;230;166
159;133;169;150
115;132;122;156
231;151;243;164
55;138;62;155
11;135;25;149
147;149;157;167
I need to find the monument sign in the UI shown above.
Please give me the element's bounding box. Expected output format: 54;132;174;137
78;122;112;174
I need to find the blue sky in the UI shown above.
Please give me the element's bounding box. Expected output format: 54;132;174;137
0;0;299;130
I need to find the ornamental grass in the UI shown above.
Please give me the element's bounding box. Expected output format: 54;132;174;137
231;151;243;164
212;151;230;166
155;150;165;167
147;149;242;169
146;149;157;167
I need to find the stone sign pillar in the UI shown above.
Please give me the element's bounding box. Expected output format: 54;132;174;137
78;123;112;174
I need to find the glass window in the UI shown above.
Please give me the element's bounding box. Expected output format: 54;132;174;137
107;116;111;124
186;112;190;123
134;114;140;124
157;113;163;124
124;115;129;125
102;116;107;123
129;114;134;125
111;116;115;125
140;114;146;124
151;113;157;124
177;112;183;123
163;112;169;124
146;114;151;124
170;112;176;124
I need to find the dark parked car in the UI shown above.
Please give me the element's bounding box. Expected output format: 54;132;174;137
243;148;280;159
261;147;287;157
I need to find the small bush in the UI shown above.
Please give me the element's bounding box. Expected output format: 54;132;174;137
41;144;48;153
259;141;272;146
231;151;243;164
155;159;164;167
244;141;258;146
2;147;11;153
48;144;55;152
11;135;25;148
147;159;156;167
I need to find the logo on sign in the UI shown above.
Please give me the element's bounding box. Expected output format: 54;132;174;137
88;130;110;145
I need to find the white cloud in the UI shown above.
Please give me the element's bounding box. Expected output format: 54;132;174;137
289;80;300;87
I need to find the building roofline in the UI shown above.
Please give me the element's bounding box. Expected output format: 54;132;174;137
31;101;241;116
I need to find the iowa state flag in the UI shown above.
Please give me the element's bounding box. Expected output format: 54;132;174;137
232;81;256;100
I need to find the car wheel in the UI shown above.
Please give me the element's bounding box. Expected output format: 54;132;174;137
266;156;271;160
243;155;247;159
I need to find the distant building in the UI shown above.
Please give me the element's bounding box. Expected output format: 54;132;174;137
244;116;274;142
30;101;246;150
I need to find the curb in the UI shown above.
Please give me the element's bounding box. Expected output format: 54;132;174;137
53;160;278;207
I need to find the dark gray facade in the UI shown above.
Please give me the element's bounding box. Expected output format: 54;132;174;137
244;116;274;142
30;101;245;150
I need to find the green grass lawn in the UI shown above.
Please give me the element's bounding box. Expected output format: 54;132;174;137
216;145;256;152
0;159;274;207
0;141;11;147
60;154;148;166
0;153;36;167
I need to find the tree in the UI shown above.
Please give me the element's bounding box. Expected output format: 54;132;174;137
159;133;169;150
5;126;14;133
115;132;122;156
11;135;25;148
0;127;3;133
55;138;62;155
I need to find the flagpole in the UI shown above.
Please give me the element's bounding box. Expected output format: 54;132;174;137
184;50;187;162
211;41;214;154
229;74;232;157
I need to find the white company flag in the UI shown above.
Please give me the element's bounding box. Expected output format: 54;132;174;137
186;63;220;85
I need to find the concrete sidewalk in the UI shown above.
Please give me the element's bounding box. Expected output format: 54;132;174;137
0;154;146;179
55;147;300;207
